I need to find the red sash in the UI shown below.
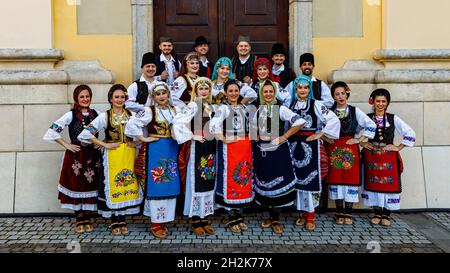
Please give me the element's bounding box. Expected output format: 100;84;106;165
363;147;403;193
326;136;360;186
225;138;253;202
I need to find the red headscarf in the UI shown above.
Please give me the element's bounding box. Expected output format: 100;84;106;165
252;58;275;82
72;84;96;120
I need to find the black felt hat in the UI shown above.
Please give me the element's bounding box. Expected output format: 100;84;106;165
141;52;156;68
271;43;287;57
194;36;211;47
300;53;315;66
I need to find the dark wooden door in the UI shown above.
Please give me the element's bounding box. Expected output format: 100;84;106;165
223;0;289;58
153;0;220;61
153;0;288;61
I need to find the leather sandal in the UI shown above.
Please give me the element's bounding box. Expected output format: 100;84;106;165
295;213;306;226
381;215;392;226
236;218;248;231
261;218;273;228
84;219;94;233
151;224;167;239
305;221;316;231
191;220;206;236
371;215;382;225
343;214;353;225
271;221;284;235
109;223;122;236
335;213;345;225
119;222;129;235
226;220;241;233
201;220;215;235
75;221;85;234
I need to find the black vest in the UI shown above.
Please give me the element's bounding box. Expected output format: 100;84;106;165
222;104;250;137
68;109;98;145
199;61;215;78
232;55;257;82
290;99;318;131
312;80;323;101
134;80;149;105
274;66;296;88
105;109;133;143
156;55;180;77
368;113;396;144
331;105;358;137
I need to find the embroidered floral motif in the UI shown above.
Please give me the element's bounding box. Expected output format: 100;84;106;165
151;159;178;183
368;176;394;185
368;162;393;170
321;105;329;115
114;169;137;187
290;142;313;168
232;161;252;186
85;124;98;135
330;147;355;170
84;168;95;183
111;189;139;199
197;154;216;181
366;127;376;132
204;200;214;214
71;160;82;176
136;110;145;119
50;123;63;133
192;197;201;211
403;136;416;142
368;147;391;155
156;206;166;220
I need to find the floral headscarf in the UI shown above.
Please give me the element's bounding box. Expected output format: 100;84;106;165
211;57;233;81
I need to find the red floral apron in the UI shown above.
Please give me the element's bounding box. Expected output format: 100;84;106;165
225;138;253;202
326;136;361;186
363;147;403;193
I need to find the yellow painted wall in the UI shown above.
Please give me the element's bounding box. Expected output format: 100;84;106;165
53;0;133;86
313;0;382;81
383;0;450;49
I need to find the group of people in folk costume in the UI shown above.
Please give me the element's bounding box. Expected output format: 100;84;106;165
43;35;416;238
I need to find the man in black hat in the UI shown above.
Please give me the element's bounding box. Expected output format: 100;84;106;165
155;37;182;86
231;35;258;84
194;36;215;78
285;52;334;108
126;52;158;113
271;43;296;88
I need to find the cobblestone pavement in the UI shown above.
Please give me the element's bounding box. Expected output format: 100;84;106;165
426;212;450;230
0;212;448;253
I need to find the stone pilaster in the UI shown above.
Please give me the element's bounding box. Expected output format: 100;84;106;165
132;0;154;80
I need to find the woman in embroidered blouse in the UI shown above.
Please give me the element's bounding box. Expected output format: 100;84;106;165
78;84;143;236
171;52;200;108
287;75;340;231
211;57;257;105
172;77;218;236
326;81;376;225
252;80;305;235
124;81;181;239
210;79;255;234
43;85;102;234
249;58;291;106
360;88;416;226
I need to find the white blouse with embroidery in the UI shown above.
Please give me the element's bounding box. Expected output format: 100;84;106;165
291;100;341;139
43;111;91;143
334;106;377;139
124;106;178;137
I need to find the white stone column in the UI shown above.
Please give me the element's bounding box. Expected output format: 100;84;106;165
289;0;313;74
132;0;154;80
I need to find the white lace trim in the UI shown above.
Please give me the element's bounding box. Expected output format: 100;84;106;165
98;206;140;218
61;203;97;211
58;184;98;198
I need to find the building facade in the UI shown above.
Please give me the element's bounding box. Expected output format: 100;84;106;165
0;0;449;213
